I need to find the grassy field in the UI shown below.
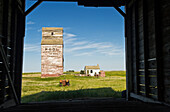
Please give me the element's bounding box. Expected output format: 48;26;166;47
21;71;126;103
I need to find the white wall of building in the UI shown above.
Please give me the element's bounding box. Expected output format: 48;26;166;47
86;69;100;76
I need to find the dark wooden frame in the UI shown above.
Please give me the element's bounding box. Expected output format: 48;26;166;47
143;0;149;98
126;0;170;105
154;0;164;102
0;0;25;109
0;0;170;109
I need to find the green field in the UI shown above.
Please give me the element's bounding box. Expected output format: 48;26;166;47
21;71;126;103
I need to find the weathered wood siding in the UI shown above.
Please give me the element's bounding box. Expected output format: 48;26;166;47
126;0;170;104
41;27;64;77
161;0;170;103
0;0;25;108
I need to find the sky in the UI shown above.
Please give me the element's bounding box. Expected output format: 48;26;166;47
23;1;125;72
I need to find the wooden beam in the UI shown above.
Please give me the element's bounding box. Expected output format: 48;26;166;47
0;0;8;104
41;0;126;7
130;92;161;104
154;0;164;101
143;0;149;97
25;0;126;17
0;38;5;103
134;0;139;95
125;4;133;100
41;0;77;1
25;0;43;16
114;6;126;18
14;10;25;103
0;99;16;109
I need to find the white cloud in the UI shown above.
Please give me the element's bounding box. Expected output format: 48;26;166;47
63;32;123;56
96;48;123;56
63;33;76;39
72;41;88;46
24;43;41;52
24;32;123;56
64;38;77;44
27;21;35;25
74;52;93;56
63;32;77;44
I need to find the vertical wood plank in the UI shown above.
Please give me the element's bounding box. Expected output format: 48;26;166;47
10;0;16;83
134;0;139;95
0;0;25;106
1;0;9;103
143;0;149;97
154;0;164;101
0;0;4;104
125;4;133;100
14;0;25;103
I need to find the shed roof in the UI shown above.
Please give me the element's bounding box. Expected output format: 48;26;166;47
41;39;63;45
42;27;63;30
85;64;100;70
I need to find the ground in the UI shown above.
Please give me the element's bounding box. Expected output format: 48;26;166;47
21;71;126;103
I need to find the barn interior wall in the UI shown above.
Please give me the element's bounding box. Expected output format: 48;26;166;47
126;0;170;104
0;0;25;108
161;0;170;103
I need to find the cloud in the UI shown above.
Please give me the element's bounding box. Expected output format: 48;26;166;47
96;47;123;56
24;32;123;56
72;41;88;46
64;33;76;39
25;27;35;31
64;38;77;44
63;32;77;44
24;43;41;52
63;32;123;56
74;52;93;56
37;28;42;32
27;21;35;25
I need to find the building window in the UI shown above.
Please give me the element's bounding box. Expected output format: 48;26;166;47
91;70;93;73
51;32;54;35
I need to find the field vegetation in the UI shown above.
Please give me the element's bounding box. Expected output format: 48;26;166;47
21;71;126;103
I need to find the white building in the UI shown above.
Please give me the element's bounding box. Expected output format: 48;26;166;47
84;64;100;76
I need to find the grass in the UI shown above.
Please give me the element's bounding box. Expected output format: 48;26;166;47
21;71;126;103
22;72;41;75
105;71;126;77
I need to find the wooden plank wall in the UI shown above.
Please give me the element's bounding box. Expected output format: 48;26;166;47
0;0;12;105
0;0;25;108
126;0;170;104
161;0;170;103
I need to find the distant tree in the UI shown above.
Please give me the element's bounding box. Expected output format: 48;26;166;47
80;70;85;74
67;70;74;72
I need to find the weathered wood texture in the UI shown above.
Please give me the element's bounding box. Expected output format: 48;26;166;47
126;0;170;104
2;98;170;112
0;0;25;108
161;0;170;103
41;27;64;77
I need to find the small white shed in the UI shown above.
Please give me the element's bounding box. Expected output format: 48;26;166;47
84;64;100;76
